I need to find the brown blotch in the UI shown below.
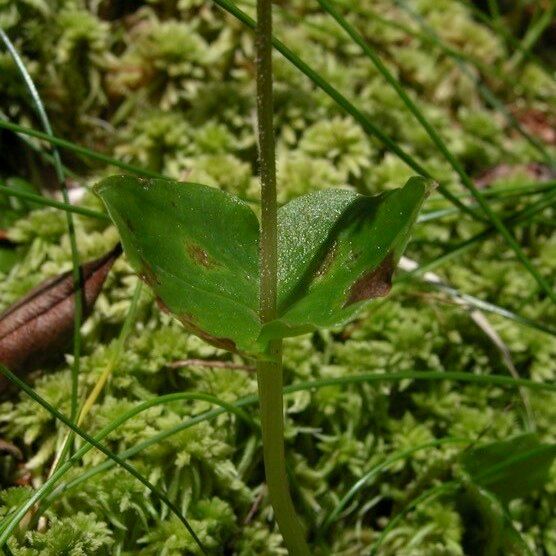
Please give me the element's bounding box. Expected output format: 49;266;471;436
345;253;395;306
179;312;237;353
155;297;171;314
186;242;218;269
138;257;161;287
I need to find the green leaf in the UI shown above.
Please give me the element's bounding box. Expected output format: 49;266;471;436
260;177;429;342
461;433;556;503
95;176;427;356
95;176;261;355
457;482;505;556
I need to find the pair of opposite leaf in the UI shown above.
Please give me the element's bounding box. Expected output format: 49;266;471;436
94;175;428;358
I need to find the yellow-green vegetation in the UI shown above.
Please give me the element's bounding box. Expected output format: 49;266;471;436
0;0;556;554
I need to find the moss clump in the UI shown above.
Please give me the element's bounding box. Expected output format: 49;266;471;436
0;0;555;554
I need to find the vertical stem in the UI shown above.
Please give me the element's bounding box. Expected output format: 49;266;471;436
257;352;310;555
256;0;278;318
255;1;310;554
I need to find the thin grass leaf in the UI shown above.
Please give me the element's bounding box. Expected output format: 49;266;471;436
0;30;83;425
402;187;556;281
335;3;512;88
319;437;470;534
418;280;556;337
487;0;501;21
373;438;549;555
49;281;143;489
371;478;534;556
419;180;556;223
18;390;255;538
0;181;108;221
399;256;535;427
0;364;208;554
456;0;554;73
0;109;76;178
508;3;555;69
77;282;143;426
370;482;458;555
43;369;549;552
0;119;167;181
395;0;554;165
212;0;484;224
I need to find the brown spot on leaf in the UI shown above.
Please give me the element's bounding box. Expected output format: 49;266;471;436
138;257;161;287
186;242;218;269
0;244;123;393
155;297;171;314
179;313;237;353
345;253;395;307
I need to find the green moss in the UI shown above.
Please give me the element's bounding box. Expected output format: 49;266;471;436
0;0;555;553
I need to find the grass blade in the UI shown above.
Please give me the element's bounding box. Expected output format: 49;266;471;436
213;0;486;223
420;180;556;223
77;282;142;425
0;181;108;221
0;31;83;427
44;369;556;507
406;187;556;282
319;437;470;533
0;119;167;180
508;3;555;69
456;0;553;73
369;482;458;554
395;0;554;164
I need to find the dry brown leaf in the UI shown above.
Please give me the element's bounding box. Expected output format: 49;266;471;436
0;244;122;392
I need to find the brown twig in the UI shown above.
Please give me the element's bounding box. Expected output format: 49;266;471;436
167;359;255;372
0;439;22;460
244;486;266;525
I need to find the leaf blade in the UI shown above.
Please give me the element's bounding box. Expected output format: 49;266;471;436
260;177;428;342
461;433;556;503
95;176;261;354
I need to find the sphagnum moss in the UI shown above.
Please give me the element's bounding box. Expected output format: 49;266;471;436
0;1;555;554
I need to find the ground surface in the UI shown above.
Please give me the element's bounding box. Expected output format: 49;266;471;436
0;0;556;554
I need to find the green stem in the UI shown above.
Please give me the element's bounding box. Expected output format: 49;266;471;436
257;354;309;554
255;0;309;553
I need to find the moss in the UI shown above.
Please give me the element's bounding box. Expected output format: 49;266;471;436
0;0;555;553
